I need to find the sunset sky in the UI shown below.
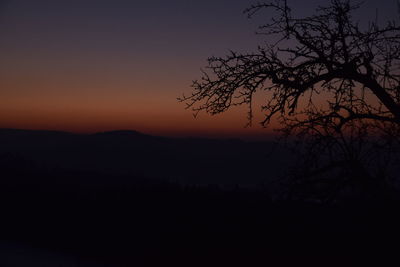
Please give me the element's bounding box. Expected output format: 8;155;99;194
0;0;397;139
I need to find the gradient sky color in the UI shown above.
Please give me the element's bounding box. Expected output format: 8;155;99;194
0;0;398;139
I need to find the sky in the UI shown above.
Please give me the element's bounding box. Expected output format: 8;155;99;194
0;0;398;139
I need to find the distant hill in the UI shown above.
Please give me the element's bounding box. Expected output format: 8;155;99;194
0;128;293;186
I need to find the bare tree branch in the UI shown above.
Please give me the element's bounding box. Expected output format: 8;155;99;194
179;0;400;201
179;0;400;130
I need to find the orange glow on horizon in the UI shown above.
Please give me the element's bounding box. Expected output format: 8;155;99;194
0;71;278;140
0;100;277;140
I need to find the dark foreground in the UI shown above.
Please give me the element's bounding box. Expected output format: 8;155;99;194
0;168;399;266
0;129;399;266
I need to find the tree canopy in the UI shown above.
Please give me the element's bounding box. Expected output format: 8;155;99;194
180;0;400;133
180;0;400;201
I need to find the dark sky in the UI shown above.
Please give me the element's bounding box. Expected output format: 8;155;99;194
0;0;398;139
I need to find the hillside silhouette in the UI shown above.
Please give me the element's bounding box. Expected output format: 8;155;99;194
0;128;399;266
0;128;290;187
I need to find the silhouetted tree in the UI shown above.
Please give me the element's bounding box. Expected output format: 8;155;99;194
180;0;400;201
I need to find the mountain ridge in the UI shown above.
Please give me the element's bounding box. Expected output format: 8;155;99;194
0;128;291;186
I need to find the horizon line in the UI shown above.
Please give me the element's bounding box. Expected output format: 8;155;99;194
0;127;277;141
